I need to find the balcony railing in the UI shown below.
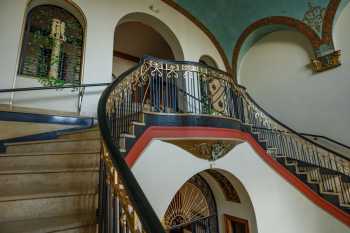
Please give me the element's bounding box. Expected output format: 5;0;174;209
97;56;350;233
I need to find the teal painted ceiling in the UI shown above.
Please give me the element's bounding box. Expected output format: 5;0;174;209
174;0;348;64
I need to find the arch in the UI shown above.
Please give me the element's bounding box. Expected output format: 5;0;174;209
232;16;320;81
115;12;184;61
204;168;258;233
232;0;343;80
322;0;341;43
26;0;86;27
205;169;240;203
114;22;174;60
18;0;86;85
199;55;218;68
238;29;314;84
164;173;219;233
161;167;258;233
333;0;350;38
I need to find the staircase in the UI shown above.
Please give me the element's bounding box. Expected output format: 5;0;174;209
0;127;100;233
96;56;350;233
251;127;350;214
279;157;350;211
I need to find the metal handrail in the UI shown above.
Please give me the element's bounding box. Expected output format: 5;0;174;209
0;82;110;113
253;126;350;162
0;82;110;93
300;133;350;151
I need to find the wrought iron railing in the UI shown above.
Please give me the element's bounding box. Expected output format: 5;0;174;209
97;56;350;233
168;215;217;233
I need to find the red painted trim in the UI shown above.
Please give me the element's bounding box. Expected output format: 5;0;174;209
125;126;350;227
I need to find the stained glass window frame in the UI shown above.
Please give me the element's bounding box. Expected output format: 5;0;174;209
18;4;84;86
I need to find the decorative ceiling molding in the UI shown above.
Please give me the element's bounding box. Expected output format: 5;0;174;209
322;0;341;43
205;170;241;203
162;139;242;160
160;0;232;74
303;2;326;35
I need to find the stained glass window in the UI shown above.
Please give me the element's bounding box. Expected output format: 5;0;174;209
18;5;83;86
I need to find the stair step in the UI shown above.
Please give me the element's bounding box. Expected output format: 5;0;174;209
58;127;100;140
5;138;100;154
0;152;99;174
0;188;97;202
0;213;95;233
0;171;98;201
0;194;97;223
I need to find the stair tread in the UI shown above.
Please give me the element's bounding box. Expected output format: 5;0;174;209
58;126;99;135
0;151;99;157
0;167;99;175
0;185;97;200
0;213;95;233
0;188;97;202
4;138;101;154
0;170;98;202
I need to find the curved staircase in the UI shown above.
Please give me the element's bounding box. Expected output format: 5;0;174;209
0;127;100;233
96;56;350;233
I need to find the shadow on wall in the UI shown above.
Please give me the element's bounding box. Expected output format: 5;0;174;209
112;12;184;77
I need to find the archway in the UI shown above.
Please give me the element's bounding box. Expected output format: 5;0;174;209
164;173;219;233
163;169;258;233
112;12;184;78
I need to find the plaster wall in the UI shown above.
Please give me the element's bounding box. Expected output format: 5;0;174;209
239;2;350;145
0;0;225;116
200;171;258;233
132;140;349;233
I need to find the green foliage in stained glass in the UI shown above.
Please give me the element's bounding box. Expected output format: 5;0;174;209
19;5;84;88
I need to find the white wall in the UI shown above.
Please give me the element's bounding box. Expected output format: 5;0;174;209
0;0;226;116
201;171;258;233
239;3;350;146
132;140;349;233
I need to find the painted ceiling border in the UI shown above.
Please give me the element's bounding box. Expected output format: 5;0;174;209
160;0;233;74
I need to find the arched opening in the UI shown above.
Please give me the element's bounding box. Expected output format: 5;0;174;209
163;169;257;233
232;16;320;81
199;55;218;68
112;12;184;78
18;0;86;86
164;173;219;233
